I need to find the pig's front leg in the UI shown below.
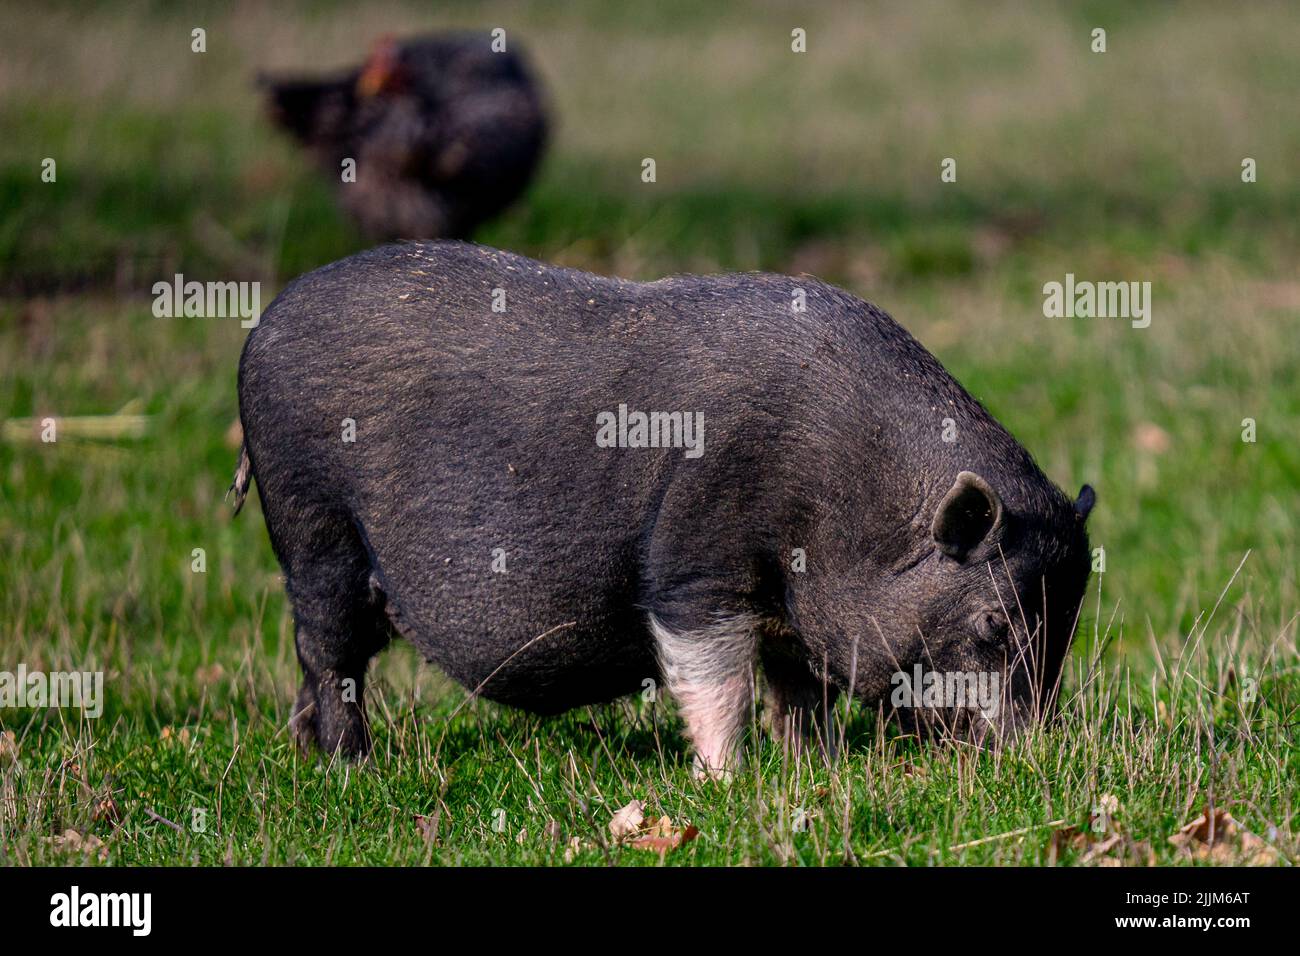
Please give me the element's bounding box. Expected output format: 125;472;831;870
650;612;759;780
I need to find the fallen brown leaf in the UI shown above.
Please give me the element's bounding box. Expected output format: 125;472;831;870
609;799;646;839
628;816;700;853
1168;808;1279;866
1049;814;1154;866
1079;833;1156;867
605;801;701;854
50;829;109;861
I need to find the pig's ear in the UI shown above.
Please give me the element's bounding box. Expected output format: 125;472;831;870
932;471;1002;561
1074;484;1096;522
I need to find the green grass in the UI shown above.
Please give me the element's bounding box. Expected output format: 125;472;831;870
1;0;1298;865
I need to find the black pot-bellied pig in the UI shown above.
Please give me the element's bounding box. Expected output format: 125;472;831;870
232;241;1095;775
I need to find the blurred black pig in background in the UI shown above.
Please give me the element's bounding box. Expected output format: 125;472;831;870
260;32;548;240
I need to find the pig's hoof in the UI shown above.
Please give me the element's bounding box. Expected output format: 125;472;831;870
291;678;373;760
318;716;373;760
291;706;372;761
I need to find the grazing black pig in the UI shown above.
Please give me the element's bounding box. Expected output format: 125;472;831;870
232;241;1095;774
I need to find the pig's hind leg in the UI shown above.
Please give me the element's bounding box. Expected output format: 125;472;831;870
649;612;759;780
289;588;390;760
263;494;390;759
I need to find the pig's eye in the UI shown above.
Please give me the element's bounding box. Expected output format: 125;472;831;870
973;610;1009;643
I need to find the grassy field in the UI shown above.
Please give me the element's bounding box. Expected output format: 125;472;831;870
1;1;1297;865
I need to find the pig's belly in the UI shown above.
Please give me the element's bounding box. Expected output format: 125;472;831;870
390;593;660;714
364;515;660;714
